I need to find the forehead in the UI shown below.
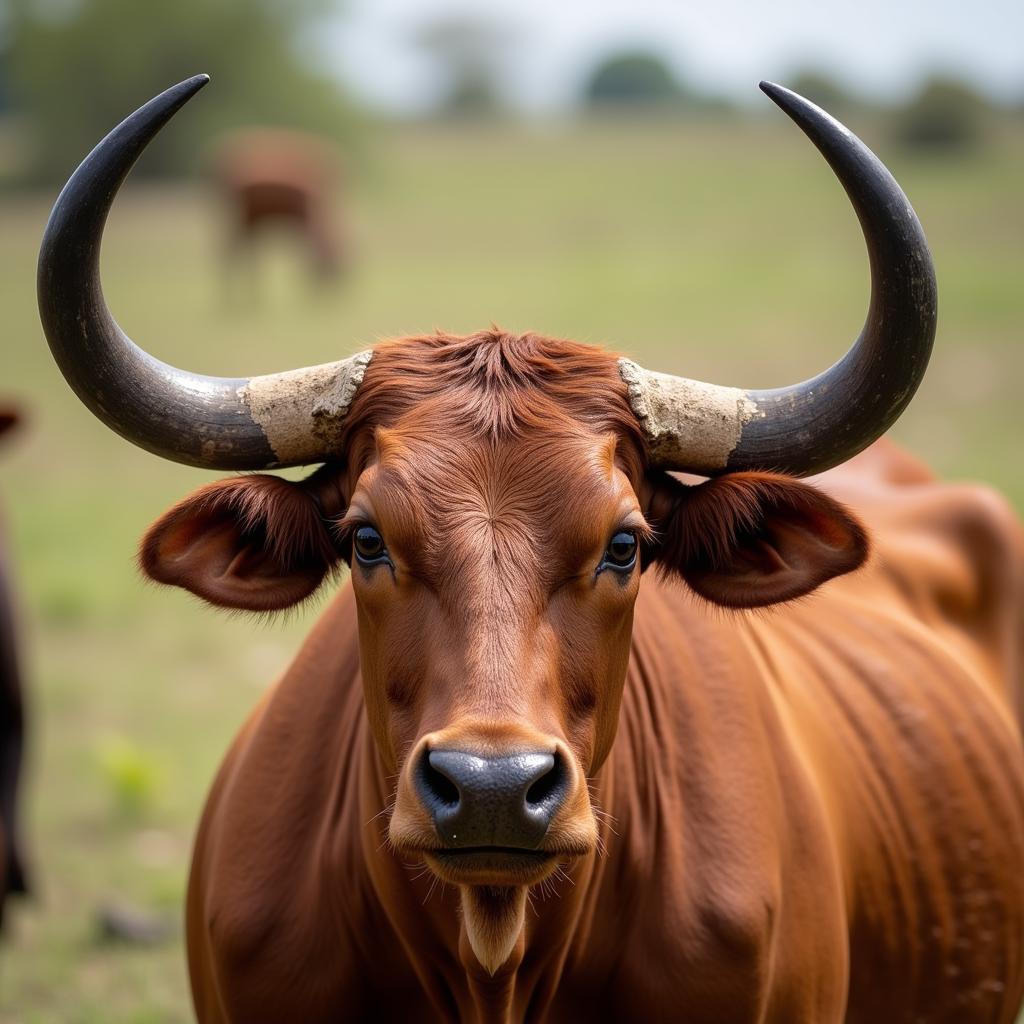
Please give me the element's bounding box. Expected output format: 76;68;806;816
339;331;649;578
349;412;640;582
341;330;647;480
366;409;633;520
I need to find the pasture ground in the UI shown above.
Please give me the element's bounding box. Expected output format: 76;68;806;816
0;113;1022;1021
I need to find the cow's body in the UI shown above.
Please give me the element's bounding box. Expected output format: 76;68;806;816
186;441;1024;1023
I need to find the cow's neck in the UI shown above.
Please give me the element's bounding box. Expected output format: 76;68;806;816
355;721;615;1024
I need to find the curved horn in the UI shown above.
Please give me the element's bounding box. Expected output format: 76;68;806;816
37;75;370;470
621;81;937;478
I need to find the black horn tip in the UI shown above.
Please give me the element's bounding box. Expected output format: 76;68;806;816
757;80;848;145
136;74;209;124
759;80;823;119
164;73;210;107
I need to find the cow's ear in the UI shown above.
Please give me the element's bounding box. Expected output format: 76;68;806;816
645;471;868;608
140;475;342;611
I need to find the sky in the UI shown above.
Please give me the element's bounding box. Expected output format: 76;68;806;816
324;0;1024;114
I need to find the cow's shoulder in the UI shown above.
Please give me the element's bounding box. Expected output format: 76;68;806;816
612;589;850;1020
186;586;411;1020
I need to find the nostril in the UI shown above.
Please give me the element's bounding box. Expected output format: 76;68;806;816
420;751;460;808
525;752;566;810
418;748;568;847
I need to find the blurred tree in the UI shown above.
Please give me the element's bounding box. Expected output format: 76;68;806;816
895;74;992;153
4;0;356;182
584;51;683;109
0;8;11;115
412;15;521;119
0;56;10;117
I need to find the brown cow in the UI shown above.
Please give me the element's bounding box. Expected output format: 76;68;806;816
210;128;344;281
0;407;28;929
38;77;1024;1022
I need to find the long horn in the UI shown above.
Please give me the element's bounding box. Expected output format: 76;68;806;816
620;81;937;478
37;75;370;470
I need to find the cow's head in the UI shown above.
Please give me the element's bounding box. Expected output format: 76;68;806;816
37;77;935;973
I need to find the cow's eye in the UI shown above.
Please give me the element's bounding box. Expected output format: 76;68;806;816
354;526;388;565
601;531;638;572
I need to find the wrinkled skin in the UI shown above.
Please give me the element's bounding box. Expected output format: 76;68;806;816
140;334;1024;1023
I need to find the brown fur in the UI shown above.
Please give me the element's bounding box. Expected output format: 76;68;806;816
139;333;1024;1022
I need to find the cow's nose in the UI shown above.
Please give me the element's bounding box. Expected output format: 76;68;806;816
415;749;568;849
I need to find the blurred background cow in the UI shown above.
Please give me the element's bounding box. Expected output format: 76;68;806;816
209;128;345;285
0;408;28;930
0;0;1020;1018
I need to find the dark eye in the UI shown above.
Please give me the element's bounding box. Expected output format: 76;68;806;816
602;531;638;572
354;525;388;565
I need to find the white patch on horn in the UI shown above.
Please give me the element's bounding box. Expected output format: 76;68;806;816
460;885;526;976
618;358;756;472
241;350;373;465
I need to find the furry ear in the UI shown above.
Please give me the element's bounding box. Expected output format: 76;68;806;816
646;471;869;608
140;475;341;611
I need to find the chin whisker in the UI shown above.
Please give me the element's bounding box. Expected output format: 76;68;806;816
423;873;441;906
366;798;396;829
406;862;431;883
525;889;539;917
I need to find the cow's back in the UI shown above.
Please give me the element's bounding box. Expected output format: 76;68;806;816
814;441;1024;1020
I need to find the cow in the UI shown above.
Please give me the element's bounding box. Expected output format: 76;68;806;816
0;406;28;930
209;127;344;282
37;76;1024;1023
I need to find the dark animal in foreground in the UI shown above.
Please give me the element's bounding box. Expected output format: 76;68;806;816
38;76;1024;1022
210;128;344;281
0;408;28;929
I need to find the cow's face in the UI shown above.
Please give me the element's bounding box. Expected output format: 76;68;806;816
344;414;644;885
140;332;868;972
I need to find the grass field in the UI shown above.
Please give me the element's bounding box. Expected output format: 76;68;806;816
0;111;1022;1021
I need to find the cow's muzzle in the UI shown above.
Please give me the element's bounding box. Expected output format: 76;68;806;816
415;748;568;849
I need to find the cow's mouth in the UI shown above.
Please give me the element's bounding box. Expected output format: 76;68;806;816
425;846;555;884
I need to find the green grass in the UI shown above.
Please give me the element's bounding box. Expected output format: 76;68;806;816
0;114;1022;1021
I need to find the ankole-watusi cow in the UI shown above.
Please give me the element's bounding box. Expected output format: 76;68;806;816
38;76;1024;1023
0;407;29;930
